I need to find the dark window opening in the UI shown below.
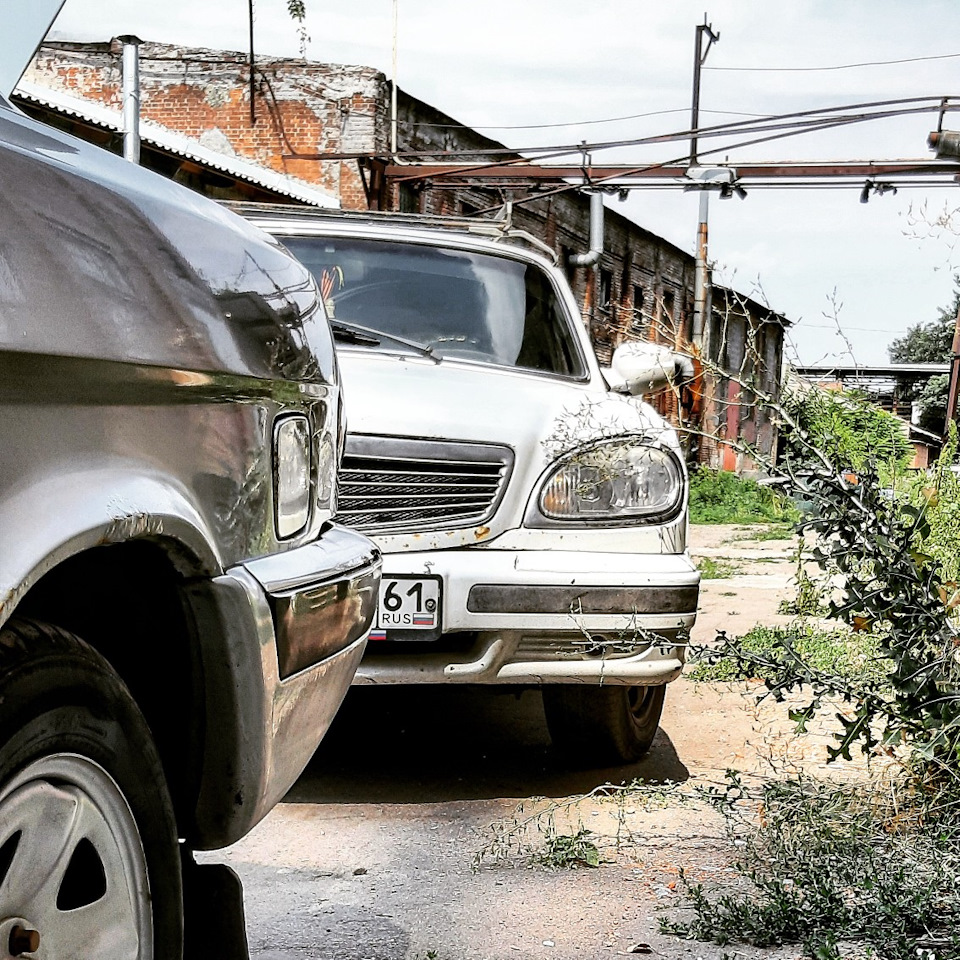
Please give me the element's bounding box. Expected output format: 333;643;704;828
662;290;676;331
398;182;420;213
631;285;647;334
599;268;613;313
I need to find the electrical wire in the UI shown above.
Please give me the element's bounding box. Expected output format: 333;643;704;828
705;51;960;73
371;95;960;165
465;106;958;215
405;107;769;132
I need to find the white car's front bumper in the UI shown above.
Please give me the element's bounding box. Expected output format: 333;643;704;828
355;547;699;686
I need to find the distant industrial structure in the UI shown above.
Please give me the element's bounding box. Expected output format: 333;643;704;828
795;362;950;467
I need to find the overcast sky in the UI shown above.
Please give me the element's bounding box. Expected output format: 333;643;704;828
45;0;960;365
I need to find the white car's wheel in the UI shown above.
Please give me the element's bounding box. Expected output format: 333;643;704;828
0;619;182;959
542;684;666;765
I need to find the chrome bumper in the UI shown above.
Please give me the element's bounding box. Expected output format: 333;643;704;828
187;524;381;849
355;546;697;686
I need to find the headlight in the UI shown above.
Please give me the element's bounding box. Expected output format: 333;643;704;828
274;415;311;538
538;439;683;522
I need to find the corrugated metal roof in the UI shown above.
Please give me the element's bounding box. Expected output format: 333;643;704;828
13;79;339;209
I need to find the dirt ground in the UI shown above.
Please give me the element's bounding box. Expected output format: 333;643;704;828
211;525;852;960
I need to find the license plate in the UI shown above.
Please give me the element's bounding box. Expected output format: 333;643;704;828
373;575;442;641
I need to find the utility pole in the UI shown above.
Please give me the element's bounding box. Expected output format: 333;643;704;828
689;16;720;348
690;14;719;165
928;128;960;437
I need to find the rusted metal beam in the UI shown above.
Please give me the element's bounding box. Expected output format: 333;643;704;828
380;160;960;182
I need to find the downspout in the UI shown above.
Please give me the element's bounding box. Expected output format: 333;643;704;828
390;0;399;157
118;35;142;164
568;191;604;267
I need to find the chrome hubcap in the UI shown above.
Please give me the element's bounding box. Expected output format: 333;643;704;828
0;754;152;959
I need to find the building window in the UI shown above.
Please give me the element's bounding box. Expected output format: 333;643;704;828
399;182;420;213
662;290;676;331
460;199;480;217
631;285;647;334
599;268;613;313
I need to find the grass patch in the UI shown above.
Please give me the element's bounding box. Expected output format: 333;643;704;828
689;469;798;525
736;523;796;541
687;622;890;684
697;557;738;579
661;773;960;959
739;524;796;541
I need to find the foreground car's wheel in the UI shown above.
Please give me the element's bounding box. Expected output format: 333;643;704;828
542;684;666;765
0;619;182;959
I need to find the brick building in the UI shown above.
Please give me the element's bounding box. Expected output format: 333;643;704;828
19;39;788;469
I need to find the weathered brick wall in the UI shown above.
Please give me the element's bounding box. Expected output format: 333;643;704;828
27;41;390;209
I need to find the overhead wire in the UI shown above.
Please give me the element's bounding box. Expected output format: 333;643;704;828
405;57;960;132
468;111;887;214
406;107;769;131
377;95;960;165
705;51;960;73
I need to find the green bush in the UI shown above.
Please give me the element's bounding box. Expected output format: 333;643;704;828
781;386;912;481
688;468;796;525
904;426;960;590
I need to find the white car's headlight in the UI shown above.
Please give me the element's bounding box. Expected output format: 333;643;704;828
538;439;683;522
274;414;311;538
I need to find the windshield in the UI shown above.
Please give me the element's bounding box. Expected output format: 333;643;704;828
278;235;586;377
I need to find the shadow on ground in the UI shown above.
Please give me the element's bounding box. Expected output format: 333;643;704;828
286;686;689;805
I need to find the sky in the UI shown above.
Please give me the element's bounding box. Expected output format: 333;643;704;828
42;0;960;365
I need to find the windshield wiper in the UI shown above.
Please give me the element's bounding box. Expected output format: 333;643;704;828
328;319;440;363
330;321;381;346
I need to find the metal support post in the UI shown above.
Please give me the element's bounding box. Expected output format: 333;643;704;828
944;301;960;437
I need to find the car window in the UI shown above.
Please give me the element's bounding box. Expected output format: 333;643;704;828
279;235;586;377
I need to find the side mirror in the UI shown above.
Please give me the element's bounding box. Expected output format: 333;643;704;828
605;341;695;397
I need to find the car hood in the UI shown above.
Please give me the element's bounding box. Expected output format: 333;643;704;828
338;349;672;456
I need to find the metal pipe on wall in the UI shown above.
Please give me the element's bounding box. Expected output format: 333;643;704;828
118;35;142;164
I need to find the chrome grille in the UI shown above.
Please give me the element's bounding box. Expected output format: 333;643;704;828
336;436;513;533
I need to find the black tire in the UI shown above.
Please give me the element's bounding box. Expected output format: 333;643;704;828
542;683;666;766
0;618;182;959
